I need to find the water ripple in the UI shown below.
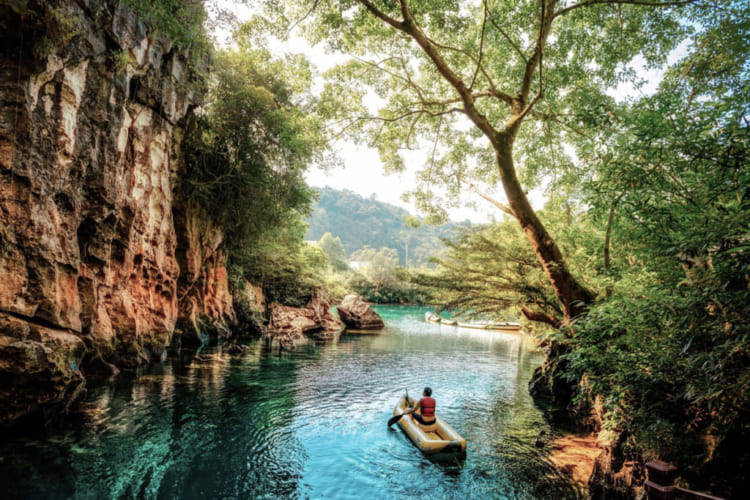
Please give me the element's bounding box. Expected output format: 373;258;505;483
0;307;581;499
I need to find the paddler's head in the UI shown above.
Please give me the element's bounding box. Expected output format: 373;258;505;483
423;387;432;397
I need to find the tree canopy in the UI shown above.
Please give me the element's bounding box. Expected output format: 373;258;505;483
276;0;738;323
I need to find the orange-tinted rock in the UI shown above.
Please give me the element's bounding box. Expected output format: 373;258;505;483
0;0;229;426
269;289;345;346
546;433;604;487
337;294;385;330
173;200;234;344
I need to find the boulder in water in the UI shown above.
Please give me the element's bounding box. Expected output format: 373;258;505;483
268;289;345;346
336;295;385;330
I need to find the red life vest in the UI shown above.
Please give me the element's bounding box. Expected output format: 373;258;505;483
420;397;436;418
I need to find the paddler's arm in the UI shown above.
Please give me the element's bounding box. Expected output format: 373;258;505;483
403;400;421;415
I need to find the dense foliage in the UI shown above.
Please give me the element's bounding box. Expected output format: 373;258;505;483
418;2;749;493
314;234;431;304
124;0;210;55
564;10;750;488
414;208;604;328
180;32;327;305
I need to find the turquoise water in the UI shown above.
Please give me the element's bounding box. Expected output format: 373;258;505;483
0;305;580;499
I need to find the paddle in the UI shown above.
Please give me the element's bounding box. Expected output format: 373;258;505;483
388;389;411;427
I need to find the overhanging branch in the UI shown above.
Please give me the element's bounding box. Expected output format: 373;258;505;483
455;173;515;217
521;307;562;328
554;0;695;19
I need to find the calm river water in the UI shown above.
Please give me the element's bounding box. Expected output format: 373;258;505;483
0;306;581;499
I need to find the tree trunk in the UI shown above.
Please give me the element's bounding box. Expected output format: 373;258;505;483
496;135;596;323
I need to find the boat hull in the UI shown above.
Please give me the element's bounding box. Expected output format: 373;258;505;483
456;322;489;329
425;312;441;323
487;322;522;331
393;397;467;455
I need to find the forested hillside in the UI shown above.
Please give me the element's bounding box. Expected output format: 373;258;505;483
305;187;470;265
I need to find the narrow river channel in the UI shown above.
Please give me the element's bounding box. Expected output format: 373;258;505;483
0;306;581;499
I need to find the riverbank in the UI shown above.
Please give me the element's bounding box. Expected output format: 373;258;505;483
547;433;604;487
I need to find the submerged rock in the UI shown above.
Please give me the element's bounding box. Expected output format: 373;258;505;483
0;317;85;426
336;295;385;330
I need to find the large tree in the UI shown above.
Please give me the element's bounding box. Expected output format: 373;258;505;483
282;0;711;325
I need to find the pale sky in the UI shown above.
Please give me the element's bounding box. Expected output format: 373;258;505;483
271;34;501;223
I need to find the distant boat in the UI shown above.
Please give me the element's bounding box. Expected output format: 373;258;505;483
425;312;441;323
456;321;490;330
441;318;458;326
487;322;522;331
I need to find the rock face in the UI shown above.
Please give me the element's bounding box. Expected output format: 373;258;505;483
336;294;385;330
0;0;230;425
528;341;575;406
173;200;234;344
0;314;86;426
269;289;344;348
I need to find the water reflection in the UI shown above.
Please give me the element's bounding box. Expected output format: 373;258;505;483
0;306;581;499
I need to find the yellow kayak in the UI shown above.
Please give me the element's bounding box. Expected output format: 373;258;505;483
393;396;467;455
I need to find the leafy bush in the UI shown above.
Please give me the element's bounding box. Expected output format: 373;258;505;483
180;40;326;306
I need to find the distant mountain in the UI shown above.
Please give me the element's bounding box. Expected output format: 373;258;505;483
305;187;471;266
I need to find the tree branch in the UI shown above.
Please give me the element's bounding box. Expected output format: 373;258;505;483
456;173;515;217
358;0;403;29
483;0;529;64
389;1;500;143
511;0;552;134
529;110;592;138
419;87;514;107
604;191;625;272
554;0;695;19
428;115;443;172
470;3;489;90
329;106;466;141
422;33;501;96
353;55;427;102
521;307;563;328
287;0;321;34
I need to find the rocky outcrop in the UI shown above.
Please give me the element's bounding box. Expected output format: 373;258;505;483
336;294;384;330
0;314;86;426
0;0;229;425
173;200;233;344
546;433;605;489
232;280;266;338
587;434;645;500
528;341;575;406
269;289;344;348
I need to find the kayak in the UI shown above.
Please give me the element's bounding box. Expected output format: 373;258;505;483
393;396;467;455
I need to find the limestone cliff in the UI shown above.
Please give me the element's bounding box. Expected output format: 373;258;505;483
0;0;231;426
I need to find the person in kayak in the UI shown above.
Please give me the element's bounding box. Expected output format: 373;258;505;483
403;387;436;425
